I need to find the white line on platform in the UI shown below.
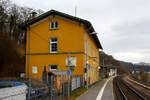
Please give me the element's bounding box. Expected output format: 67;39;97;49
96;78;111;100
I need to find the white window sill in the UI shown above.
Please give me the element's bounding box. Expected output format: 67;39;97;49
50;28;59;30
50;52;58;54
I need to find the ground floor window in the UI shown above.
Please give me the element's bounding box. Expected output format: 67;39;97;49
48;65;58;71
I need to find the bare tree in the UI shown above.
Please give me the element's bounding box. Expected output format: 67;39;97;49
0;0;10;36
0;0;44;44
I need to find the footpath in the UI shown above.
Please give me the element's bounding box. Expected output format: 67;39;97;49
77;76;115;100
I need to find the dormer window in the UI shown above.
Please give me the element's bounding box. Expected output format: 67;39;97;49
50;21;58;29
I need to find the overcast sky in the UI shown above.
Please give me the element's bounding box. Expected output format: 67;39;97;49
12;0;150;63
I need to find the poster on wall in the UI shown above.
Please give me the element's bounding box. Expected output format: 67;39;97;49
32;66;38;74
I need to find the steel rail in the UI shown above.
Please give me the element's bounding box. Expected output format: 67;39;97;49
121;79;148;100
114;76;149;100
116;82;128;100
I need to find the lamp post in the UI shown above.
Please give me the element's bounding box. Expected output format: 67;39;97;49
98;66;101;78
102;58;105;78
85;30;88;89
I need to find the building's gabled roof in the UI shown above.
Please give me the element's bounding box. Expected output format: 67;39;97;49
24;9;103;49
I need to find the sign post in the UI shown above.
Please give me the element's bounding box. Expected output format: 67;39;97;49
66;53;76;99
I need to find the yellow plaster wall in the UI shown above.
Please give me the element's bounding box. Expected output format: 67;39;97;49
25;15;100;83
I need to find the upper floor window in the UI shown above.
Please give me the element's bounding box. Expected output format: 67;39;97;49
50;38;58;53
50;21;58;29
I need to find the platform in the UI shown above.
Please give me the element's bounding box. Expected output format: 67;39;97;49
100;77;114;100
77;76;115;100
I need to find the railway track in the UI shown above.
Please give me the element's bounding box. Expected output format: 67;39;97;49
113;76;150;100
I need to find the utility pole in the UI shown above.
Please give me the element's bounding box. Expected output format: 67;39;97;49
103;58;105;78
85;31;88;89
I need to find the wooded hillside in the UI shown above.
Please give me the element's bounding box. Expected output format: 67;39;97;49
0;0;43;77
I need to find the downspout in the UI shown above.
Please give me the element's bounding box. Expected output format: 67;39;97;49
84;29;88;89
26;25;31;100
27;25;31;78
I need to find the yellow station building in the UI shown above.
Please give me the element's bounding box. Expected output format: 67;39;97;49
25;10;103;85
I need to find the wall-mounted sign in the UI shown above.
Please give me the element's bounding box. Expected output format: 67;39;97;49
32;66;38;74
66;56;76;67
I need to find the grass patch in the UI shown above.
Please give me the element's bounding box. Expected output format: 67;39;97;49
70;86;87;100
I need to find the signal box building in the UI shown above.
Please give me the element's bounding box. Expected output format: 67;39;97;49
25;10;103;85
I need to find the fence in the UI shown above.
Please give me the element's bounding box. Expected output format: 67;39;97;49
0;74;83;100
71;76;83;91
27;73;83;100
48;73;71;100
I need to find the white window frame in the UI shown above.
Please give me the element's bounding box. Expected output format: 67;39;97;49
50;38;58;53
50;21;58;29
49;65;58;71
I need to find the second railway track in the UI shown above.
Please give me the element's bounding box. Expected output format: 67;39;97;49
113;76;150;100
